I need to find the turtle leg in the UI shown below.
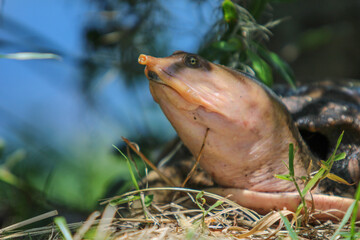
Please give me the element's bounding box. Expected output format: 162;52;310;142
208;187;360;221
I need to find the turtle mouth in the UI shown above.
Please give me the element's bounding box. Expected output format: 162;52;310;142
147;70;161;82
145;68;175;90
146;65;221;114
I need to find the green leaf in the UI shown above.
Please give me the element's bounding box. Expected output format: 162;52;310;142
144;194;154;207
246;50;273;86
288;143;294;177
0;52;61;60
195;191;206;211
295;202;304;216
334;152;346;161
212;38;242;52
0;167;22;188
255;44;296;88
196;190;204;201
222;0;237;23
301;168;325;196
267;51;295;88
324;131;345;176
326;173;353;186
274;174;292;181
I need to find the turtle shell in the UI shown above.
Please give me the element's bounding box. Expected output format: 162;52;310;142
275;80;360;197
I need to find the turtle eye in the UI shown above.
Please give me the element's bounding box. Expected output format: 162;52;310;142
184;55;201;68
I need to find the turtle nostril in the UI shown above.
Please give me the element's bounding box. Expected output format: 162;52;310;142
147;70;160;82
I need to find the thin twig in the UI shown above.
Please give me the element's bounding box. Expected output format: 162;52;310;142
0;210;58;234
73;211;100;240
181;128;209;188
115;218;176;224
122;137;176;187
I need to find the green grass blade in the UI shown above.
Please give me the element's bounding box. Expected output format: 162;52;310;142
109;195;141;206
288;143;294;177
330;183;359;240
350;183;360;238
112;145;139;190
246;49;273;86
0;167;22;188
334;152;346;161
301;168;325;196
280;213;299;240
327;131;344;165
204;200;224;216
330;200;357;240
54;217;73;240
295;202;304;216
255;42;296;88
274;174;292;181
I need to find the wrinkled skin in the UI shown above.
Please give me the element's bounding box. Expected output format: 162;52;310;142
138;51;360;220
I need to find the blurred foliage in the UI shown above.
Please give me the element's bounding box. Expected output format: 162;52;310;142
0;139;47;226
200;0;295;88
82;0;169;93
298;27;333;51
0;135;141;226
0;52;61;60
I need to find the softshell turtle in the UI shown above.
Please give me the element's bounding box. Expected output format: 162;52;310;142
138;51;360;220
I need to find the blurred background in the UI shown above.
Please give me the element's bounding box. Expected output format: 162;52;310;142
1;0;360;227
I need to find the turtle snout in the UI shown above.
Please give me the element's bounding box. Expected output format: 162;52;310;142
139;54;160;82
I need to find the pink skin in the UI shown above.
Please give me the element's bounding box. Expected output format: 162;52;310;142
210;188;360;221
138;53;360;220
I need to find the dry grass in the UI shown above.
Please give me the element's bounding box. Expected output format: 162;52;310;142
1;186;358;240
1;135;359;239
